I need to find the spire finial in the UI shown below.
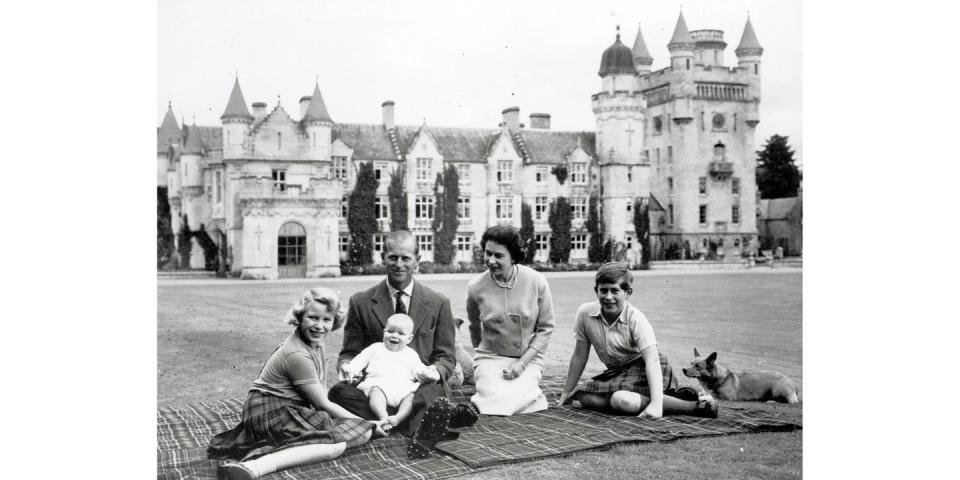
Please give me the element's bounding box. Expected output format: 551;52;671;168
167;100;172;109
616;24;620;39
315;73;319;84
234;70;238;79
277;94;281;105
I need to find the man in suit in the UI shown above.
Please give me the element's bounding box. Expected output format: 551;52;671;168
329;230;479;459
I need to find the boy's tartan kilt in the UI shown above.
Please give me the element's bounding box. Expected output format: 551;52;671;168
577;352;679;397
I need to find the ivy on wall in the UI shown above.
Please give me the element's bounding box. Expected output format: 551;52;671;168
548;196;571;263
347;162;379;265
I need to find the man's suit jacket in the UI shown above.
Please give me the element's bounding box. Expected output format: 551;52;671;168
338;279;457;381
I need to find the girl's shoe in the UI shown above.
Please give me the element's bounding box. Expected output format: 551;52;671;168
217;463;256;480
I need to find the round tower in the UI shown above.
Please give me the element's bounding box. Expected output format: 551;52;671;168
592;27;646;245
220;77;253;160
667;12;696;72
736;17;763;126
301;82;334;161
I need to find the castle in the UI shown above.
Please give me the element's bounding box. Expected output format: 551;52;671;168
157;12;764;279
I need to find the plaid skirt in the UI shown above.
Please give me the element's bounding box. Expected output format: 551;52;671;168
576;352;679;397
207;390;374;461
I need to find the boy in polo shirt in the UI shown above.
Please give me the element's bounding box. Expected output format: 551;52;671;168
558;262;718;418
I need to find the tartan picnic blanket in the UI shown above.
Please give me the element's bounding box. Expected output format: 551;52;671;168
158;377;802;479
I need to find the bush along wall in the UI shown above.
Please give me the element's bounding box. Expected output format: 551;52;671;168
432;165;459;264
548;196;572;263
347;161;379;266
520;202;536;264
633;198;651;269
193;225;220;272
388;166;408;232
177;215;192;269
586;194;604;263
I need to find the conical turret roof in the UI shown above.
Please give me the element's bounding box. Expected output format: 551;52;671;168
632;24;653;65
736;17;763;56
667;12;694;50
302;83;334;123
157;101;181;152
220;77;254;121
598;30;636;77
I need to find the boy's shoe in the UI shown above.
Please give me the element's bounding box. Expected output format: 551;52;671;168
217;463;256;480
692;396;719;418
448;402;479;428
672;386;700;402
407;397;453;459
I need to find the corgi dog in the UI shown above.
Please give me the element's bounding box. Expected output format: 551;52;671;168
682;348;800;404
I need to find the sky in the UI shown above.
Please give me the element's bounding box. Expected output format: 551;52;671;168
158;0;801;161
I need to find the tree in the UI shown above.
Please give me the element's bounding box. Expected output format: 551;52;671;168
432;165;460;264
548;196;572;263
177;214;192;269
194;224;220;272
633;198;651;269
347;161;379;265
519;202;536;264
756;134;801;199
387;166;408;232
157;187;174;268
586;194;604;263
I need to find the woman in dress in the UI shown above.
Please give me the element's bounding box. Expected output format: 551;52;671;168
207;288;381;480
466;225;555;415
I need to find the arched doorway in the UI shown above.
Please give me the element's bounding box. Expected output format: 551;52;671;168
277;222;307;278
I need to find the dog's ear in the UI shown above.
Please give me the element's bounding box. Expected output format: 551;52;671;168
694;347;700;357
706;352;717;364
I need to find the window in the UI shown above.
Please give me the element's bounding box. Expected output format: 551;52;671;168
215;171;222;203
668;204;674;225
341;195;348;217
332;156;347;180
535;196;548;220
496;196;513;220
668;177;674;192
497;160;513;183
732;205;740;224
699;177;707;195
456;235;473;252
627;166;633;183
626;198;633;218
733;113;738;132
206;184;212;202
625;235;634;250
699;204;708;225
571;196;587;219
734;238;741;248
416;234;433;252
535;234;549;252
571;234;588;251
732;177;741;195
686;58;690;70
655;148;661;166
272;169;286;191
571;162;587;184
374;162;389;181
339;235;349;253
416;158;432;181
712;113;726;130
668;146;673;162
456;164;470;182
373;234;385;255
457;196;471;220
643;150;649;165
415;195;434;219
536;166;548;183
700;111;705;131
375;196;389;220
653;116;663;135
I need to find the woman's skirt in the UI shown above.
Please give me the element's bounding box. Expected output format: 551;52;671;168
207;390;374;461
575;351;679;397
471;352;548;416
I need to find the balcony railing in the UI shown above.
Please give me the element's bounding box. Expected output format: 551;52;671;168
709;161;734;179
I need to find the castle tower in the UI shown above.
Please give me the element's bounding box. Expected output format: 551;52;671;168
632;23;653;75
157;101;181;187
667;12;695;72
592;27;647;244
736;16;764;127
301;82;334;161
220;77;253;160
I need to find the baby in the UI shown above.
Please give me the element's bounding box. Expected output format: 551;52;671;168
342;313;430;430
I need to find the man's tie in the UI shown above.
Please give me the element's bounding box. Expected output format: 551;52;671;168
395;291;406;314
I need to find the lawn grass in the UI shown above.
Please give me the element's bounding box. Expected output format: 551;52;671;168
158;269;801;479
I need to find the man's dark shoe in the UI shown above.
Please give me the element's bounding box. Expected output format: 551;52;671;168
672;386;700;402
407;397;453;459
448;402;479;428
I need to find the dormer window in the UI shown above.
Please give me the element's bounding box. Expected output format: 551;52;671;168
497;160;513;183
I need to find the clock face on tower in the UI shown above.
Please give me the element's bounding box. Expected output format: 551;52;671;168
712;113;726;130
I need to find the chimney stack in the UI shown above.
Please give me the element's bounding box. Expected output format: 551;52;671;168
382;100;395;129
252;102;267;122
299;95;312;120
501;106;521;130
529;113;551;130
